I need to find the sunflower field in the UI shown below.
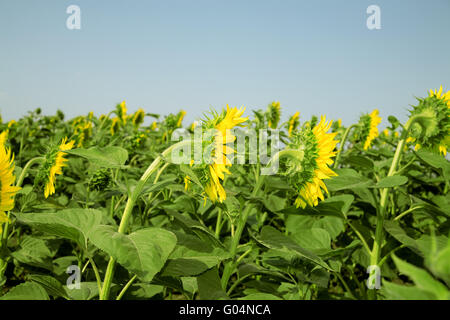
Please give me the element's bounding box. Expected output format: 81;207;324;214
0;87;449;301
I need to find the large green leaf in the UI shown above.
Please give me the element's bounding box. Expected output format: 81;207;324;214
382;282;439;300
197;267;229;300
89;226;177;282
392;255;449;300
161;232;231;277
383;220;421;256
66;146;128;168
325;169;373;191
29;274;69;299
279;195;353;219
11;236;56;271
257;226;331;271
14;209;104;249
0;282;49;300
370;175;408;189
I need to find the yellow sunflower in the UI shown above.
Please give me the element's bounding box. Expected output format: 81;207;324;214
132;108;146;127
288;112;300;137
37;138;75;198
267;101;281;129
203;105;247;203
410;86;450;155
429;85;450;108
0;133;21;233
357;109;382;150
176;110;187;128
284;116;338;209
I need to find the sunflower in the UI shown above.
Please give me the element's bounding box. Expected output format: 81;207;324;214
410;86;450;155
0;133;21;234
36;138;75;198
429;86;450;108
176;110;187;128
116;101;128;124
267;101;281;129
288;112;300;137
356;109;382;150
200;105;247;203
111;117;120;135
283;116;338;209
0;131;8;146
132;108;146;127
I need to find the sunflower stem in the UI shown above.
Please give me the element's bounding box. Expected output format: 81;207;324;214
333;124;357;169
368;116;419;299
99;140;191;300
221;175;265;290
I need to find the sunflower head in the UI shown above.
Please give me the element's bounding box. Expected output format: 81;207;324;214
267;101;281;129
35;137;75;198
132;108;146;127
111;117;121;135
115;101;128;124
176;110;187;128
188;105;247;203
409;86;450;155
88;169;111;191
0;132;21;233
288;112;300;137
355;109;382;150
280;116;338;208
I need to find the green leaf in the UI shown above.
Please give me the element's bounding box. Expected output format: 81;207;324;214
89;226;177;282
29;274;69;299
279;195;353;219
63;282;100;300
370;175;408;188
11;236;56;271
416;149;450;180
197;267;229;300
14;209;104;249
384;220;421;256
66;146;128;168
387;255;450;300
346;155;374;170
238;293;283;300
0;282;49;300
325;169;373;191
382;282;438;300
161;232;231;277
290;228;331;252
257;226;331;271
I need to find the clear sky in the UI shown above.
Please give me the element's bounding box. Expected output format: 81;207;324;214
0;0;449;126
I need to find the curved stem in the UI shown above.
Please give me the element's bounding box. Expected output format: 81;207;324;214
99;140;191;300
116;275;137;300
333;124;357;169
16;157;44;188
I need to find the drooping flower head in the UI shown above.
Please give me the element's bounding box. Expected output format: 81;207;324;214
267;101;281;129
115;101;128;124
132;108;146;127
111;117;120;135
35;137;75;198
0;132;21;233
281;116;339;208
288;112;300;137
355;109;382;150
188;105;247;203
176;110;187;128
409;86;450;155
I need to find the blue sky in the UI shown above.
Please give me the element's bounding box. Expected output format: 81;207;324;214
0;0;449;127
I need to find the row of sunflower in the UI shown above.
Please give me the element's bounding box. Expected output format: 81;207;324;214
0;87;448;300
